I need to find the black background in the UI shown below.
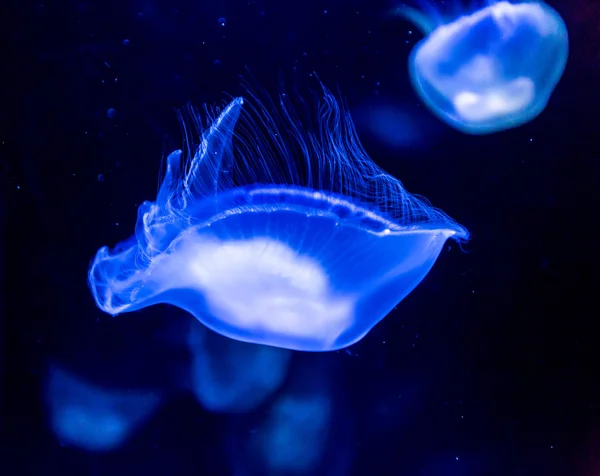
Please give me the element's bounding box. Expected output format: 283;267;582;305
2;0;600;474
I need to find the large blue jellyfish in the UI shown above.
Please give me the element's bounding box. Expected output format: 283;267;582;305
89;83;468;351
395;1;568;134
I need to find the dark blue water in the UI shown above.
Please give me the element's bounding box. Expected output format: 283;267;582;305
2;0;600;474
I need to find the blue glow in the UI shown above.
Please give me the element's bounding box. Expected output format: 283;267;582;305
226;357;338;473
45;366;160;452
88;83;468;351
261;393;331;472
397;1;568;134
355;102;431;149
187;321;291;413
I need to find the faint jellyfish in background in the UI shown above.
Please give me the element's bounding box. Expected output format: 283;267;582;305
187;320;291;413
393;1;568;134
258;393;331;473
44;366;161;452
88;80;468;352
225;355;353;475
354;101;441;150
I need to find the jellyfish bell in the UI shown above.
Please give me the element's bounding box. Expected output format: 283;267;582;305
88;83;468;352
394;1;569;134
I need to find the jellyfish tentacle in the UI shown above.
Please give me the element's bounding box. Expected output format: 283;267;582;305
183;97;244;201
402;1;568;134
158;150;183;207
391;5;436;35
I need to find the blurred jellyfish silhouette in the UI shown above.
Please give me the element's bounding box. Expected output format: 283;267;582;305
394;1;568;134
88;81;468;351
355;102;433;150
255;392;332;473
225;355;352;475
44;366;161;452
187;321;291;413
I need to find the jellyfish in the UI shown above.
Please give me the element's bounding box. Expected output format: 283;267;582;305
187;319;291;413
88;82;468;351
226;357;338;474
394;1;568;134
45;366;160;452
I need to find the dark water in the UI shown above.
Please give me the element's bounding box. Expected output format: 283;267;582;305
2;0;600;474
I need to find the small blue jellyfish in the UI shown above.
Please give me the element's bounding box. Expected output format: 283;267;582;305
45;367;160;452
395;1;568;134
88;83;468;351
